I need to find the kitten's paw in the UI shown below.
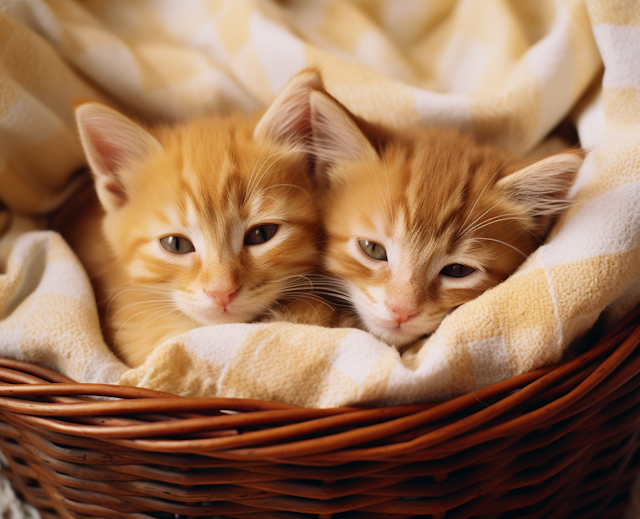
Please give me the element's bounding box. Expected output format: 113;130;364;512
263;299;339;327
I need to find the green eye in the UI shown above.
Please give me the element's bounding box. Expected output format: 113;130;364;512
160;236;195;254
359;240;387;261
245;224;278;245
440;264;475;278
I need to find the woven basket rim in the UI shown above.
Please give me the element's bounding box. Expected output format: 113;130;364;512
1;308;640;519
0;304;637;463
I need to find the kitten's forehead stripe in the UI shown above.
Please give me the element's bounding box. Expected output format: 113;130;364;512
97;112;321;344
322;125;552;346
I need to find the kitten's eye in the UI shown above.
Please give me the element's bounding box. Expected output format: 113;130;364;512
359;240;387;261
245;224;278;245
160;236;195;254
440;264;476;278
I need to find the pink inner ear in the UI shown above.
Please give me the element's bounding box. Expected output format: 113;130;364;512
268;103;313;147
254;71;323;148
84;124;131;206
89;129;128;175
291;117;312;146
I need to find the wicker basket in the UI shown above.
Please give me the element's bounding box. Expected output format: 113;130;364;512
1;307;640;519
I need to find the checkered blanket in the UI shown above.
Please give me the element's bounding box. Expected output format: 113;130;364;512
1;0;638;407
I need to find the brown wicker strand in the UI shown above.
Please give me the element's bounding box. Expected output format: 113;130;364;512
1;306;640;518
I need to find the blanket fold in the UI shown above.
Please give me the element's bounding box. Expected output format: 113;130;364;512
1;0;639;408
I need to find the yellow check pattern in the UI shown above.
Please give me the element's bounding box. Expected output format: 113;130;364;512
0;0;638;407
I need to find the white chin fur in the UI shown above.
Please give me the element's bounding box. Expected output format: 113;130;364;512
190;307;254;326
356;310;425;347
366;320;424;347
177;295;264;326
355;302;442;347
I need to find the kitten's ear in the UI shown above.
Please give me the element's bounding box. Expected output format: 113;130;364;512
308;90;377;168
75;102;162;211
253;70;323;148
497;150;584;235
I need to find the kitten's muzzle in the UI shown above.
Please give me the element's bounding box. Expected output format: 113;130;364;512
388;304;418;325
206;285;240;308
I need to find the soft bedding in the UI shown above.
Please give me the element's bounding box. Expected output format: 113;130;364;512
1;0;639;408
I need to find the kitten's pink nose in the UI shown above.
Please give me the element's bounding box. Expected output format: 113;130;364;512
207;285;239;307
389;304;417;324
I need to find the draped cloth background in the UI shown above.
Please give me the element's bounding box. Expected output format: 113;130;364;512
0;0;639;409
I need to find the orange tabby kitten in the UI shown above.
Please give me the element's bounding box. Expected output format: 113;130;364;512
60;72;329;367
308;91;583;347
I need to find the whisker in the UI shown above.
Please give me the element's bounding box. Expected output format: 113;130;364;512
113;307;171;349
106;287;175;315
282;295;336;312
279;289;351;302
458;144;529;238
278;285;351;295
270;273;352;306
464;214;524;235
469;237;529;258
246;139;269;199
112;300;177;317
459;198;508;238
142;307;182;329
262;183;311;199
247;148;303;200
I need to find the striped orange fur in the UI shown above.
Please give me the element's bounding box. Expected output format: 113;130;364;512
310;91;583;347
61;72;327;367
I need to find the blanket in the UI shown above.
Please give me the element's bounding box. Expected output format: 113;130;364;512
1;0;639;408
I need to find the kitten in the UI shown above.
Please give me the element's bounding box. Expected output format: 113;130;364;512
308;91;583;347
58;72;330;367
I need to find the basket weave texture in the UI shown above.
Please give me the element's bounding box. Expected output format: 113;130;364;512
1;308;640;519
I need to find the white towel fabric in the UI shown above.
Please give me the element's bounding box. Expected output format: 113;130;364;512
0;0;639;408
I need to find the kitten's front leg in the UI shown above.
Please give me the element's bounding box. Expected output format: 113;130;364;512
261;300;368;331
261;299;340;327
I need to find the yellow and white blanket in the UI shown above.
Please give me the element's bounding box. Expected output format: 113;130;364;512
1;0;639;408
